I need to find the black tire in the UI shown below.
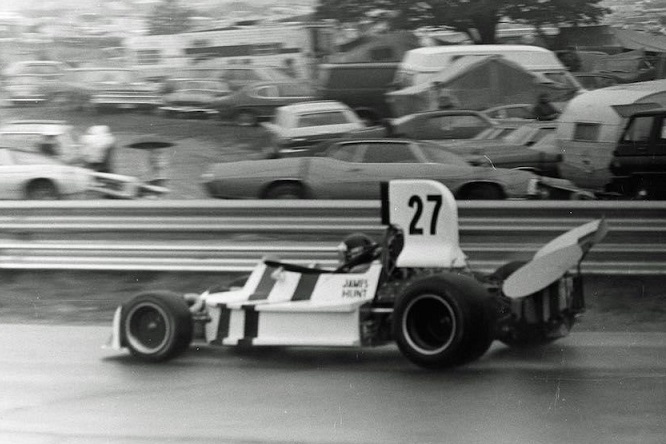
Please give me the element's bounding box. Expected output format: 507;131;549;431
264;183;305;199
235;109;257;127
121;291;193;362
393;275;495;369
26;180;59;200
459;183;505;200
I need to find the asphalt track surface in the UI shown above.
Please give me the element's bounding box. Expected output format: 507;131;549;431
0;325;664;444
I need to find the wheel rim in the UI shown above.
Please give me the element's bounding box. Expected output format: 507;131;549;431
402;293;456;355
125;302;171;354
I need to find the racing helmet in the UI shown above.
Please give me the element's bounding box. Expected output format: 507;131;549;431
337;233;376;265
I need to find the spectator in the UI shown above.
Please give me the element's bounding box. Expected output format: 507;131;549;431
82;125;116;173
532;93;560;121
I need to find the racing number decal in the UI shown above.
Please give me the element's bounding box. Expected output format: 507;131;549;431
408;194;442;235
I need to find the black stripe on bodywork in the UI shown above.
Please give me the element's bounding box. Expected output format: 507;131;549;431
380;181;390;225
211;304;231;345
248;265;278;301
238;305;259;347
291;273;320;301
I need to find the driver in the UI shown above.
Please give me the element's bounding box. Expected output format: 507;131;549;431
335;233;378;273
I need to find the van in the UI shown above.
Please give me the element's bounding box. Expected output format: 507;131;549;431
317;62;399;121
394;45;582;92
556;79;666;190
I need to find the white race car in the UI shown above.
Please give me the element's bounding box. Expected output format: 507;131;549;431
108;180;607;369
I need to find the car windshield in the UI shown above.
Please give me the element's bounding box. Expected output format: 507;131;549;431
9;149;63;165
258;67;292;81
418;142;470;166
177;80;229;91
296;111;351;127
475;126;517;140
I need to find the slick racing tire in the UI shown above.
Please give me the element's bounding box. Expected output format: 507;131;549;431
122;291;193;362
393;275;495;369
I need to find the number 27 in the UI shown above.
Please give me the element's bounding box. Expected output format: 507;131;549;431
408;194;442;235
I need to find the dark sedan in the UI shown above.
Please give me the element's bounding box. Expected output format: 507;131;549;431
388;110;497;140
160;78;231;117
201;138;588;200
430;122;562;177
213;81;316;126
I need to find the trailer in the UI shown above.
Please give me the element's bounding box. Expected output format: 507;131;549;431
124;22;335;82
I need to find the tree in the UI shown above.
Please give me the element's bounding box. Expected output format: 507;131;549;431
315;0;609;44
146;0;195;35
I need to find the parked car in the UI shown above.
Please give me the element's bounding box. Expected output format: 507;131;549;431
261;101;367;157
0;121;167;199
48;67;161;111
213;80;316;126
388;110;497;140
2;60;67;105
607;108;666;199
201;138;588;200
218;64;294;91
316;62;400;122
431;121;562;177
572;72;619;91
160;78;231;117
482;104;536;121
0;120;83;164
0;147;90;199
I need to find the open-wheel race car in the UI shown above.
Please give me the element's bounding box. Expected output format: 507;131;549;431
108;180;607;369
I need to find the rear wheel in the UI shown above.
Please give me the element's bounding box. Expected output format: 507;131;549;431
26;180;59;200
393;275;495;369
264;183;305;199
459;183;505;200
122;291;193;362
235;109;257;127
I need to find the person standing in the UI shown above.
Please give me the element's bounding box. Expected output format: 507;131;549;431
82;125;117;173
532;93;560;121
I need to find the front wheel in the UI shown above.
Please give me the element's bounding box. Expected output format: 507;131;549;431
26;180;59;200
264;183;305;199
393;276;495;369
121;291;193;362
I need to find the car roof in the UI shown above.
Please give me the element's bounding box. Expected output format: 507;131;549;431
244;80;311;87
280;100;350;112
629;107;666;118
66;67;133;72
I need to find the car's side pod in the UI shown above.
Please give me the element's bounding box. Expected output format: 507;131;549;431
380;180;467;270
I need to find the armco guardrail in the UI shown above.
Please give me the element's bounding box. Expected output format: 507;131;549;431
0;200;664;275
